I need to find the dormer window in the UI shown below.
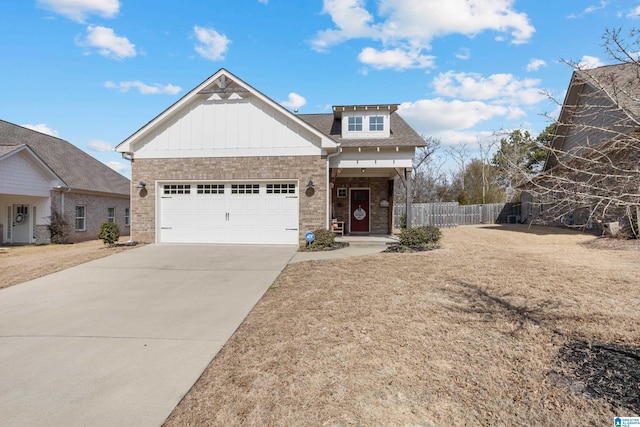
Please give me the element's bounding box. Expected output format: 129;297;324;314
348;116;363;132
369;116;384;131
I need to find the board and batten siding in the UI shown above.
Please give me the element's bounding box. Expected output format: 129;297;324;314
132;97;324;159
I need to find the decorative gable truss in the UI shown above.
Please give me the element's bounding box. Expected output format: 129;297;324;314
117;69;337;160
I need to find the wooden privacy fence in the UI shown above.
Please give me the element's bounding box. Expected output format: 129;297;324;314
394;202;520;228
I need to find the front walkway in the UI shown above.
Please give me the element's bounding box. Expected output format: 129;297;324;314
289;234;397;264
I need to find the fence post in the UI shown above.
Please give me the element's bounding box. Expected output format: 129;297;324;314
405;168;412;228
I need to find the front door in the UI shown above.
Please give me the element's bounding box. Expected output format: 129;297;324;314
350;189;370;233
12;204;31;244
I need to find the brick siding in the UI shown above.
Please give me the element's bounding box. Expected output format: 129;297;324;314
131;156;327;244
51;191;131;243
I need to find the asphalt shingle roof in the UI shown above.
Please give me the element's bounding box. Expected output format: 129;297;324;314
580;62;640;120
0;119;130;196
298;112;425;147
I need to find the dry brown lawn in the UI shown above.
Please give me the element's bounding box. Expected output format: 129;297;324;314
0;239;139;289
165;224;640;426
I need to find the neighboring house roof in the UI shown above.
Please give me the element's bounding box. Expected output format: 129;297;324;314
298;112;425;148
0;119;130;195
581;62;640;120
545;62;640;172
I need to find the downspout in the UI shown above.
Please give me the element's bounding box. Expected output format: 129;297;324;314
326;146;341;229
120;151;134;242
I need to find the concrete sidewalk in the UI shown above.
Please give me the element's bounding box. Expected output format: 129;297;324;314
0;244;297;427
289;235;397;263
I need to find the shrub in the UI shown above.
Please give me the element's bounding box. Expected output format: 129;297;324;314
49;210;71;244
400;213;407;229
399;225;442;248
98;222;120;247
309;228;335;250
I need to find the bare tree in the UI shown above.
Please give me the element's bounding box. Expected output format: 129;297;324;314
521;28;640;236
395;136;442;202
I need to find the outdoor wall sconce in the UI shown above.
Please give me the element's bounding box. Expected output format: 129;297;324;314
306;180;314;189
136;181;146;189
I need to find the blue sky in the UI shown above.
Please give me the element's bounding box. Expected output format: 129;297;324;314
1;0;639;178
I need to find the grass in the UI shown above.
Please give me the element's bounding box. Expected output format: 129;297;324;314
164;224;640;426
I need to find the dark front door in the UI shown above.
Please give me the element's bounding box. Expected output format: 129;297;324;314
350;189;370;232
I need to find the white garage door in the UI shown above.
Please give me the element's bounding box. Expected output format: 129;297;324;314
159;182;299;244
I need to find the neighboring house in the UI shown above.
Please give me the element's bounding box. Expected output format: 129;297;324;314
521;62;640;231
0;120;131;244
116;68;424;245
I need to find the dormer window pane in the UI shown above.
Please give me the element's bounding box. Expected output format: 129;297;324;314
348;116;363;131
370;116;384;131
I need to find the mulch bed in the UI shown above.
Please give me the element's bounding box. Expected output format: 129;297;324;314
383;243;440;252
581;237;640;251
554;341;640;413
299;242;350;252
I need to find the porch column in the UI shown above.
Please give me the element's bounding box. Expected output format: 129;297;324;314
405;168;412;228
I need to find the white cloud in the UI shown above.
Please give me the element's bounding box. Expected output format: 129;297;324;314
280;92;306;110
105;161;129;174
21;123;59;137
526;58;547;71
432;71;546;106
37;0;120;22
77;26;136;60
311;0;377;52
311;0;535;69
358;47;435;70
193;26;230;61
455;47;471;60
87;139;114;152
104;80;181;95
577;55;605;69
627;5;640;18
399;99;509;132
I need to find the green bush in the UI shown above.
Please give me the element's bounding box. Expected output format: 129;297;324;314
98;222;120;247
400;213;407;229
309;228;335;250
399;225;441;248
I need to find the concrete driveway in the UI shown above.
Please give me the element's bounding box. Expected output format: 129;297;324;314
0;244;296;427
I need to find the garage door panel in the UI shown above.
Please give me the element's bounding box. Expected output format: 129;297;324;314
159;182;299;244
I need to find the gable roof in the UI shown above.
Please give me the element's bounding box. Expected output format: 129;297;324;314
0;119;130;196
116;68;337;153
298;111;425;148
580;62;640;120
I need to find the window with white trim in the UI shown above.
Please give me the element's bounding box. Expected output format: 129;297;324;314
231;184;259;194
197;184;224;194
75;206;86;231
125;208;130;226
348;116;363;131
163;184;191;194
107;207;115;223
266;183;296;194
369;116;384;131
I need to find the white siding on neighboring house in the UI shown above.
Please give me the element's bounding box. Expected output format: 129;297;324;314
0;150;60;197
132;97;324;159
